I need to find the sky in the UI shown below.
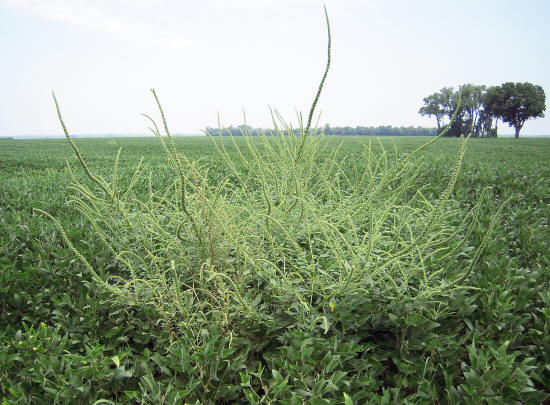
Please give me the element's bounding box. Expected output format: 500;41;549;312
1;0;549;137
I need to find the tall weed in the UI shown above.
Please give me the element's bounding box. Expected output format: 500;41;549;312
36;8;505;346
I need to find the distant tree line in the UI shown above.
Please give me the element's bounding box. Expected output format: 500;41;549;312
323;125;436;136
419;82;546;138
205;125;437;137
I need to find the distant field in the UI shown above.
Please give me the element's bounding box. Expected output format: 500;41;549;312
1;135;549;403
1;135;548;213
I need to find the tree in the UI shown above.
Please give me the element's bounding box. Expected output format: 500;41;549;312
481;86;504;137
484;82;546;138
439;87;458;125
419;93;445;130
460;84;487;135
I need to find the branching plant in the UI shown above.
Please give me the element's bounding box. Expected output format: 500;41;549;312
36;7;506;343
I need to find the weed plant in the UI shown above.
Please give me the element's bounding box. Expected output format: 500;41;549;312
23;7;523;403
39;6;501;344
42;99;500;332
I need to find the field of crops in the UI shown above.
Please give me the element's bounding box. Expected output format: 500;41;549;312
1;134;549;403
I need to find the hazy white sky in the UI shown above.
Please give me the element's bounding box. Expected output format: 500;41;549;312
1;0;549;136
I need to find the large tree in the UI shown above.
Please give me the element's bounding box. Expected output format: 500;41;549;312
484;82;546;138
419;93;444;130
419;87;458;134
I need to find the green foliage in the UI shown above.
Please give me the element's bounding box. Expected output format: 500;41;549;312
2;136;550;403
484;82;546;138
38;9;500;367
41;82;500;344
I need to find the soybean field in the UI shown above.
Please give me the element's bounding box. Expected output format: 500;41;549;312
1;134;549;403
